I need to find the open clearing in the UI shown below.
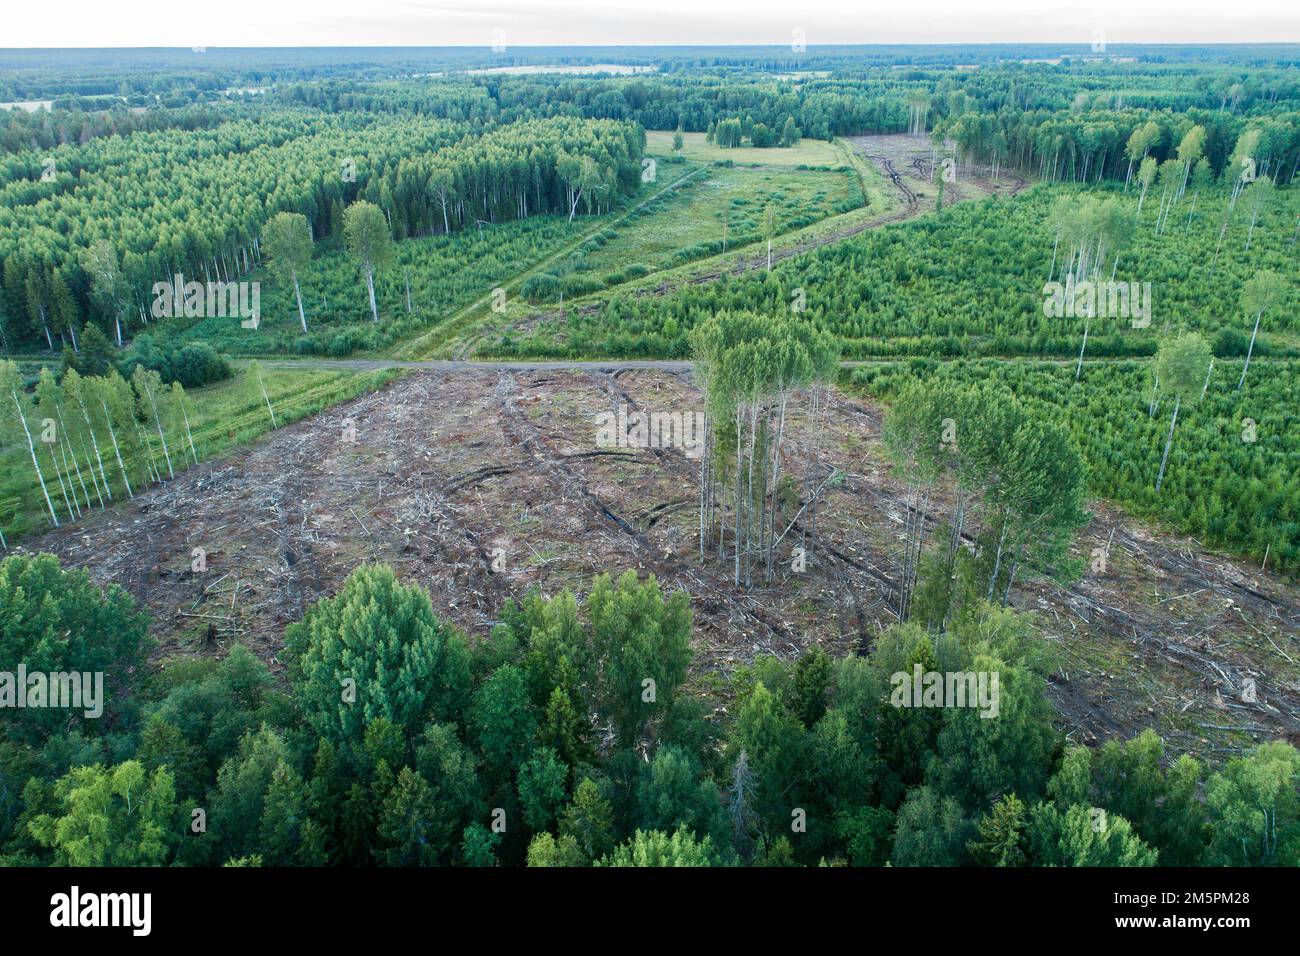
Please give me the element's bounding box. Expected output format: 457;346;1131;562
463;134;1029;359
645;130;846;166
560;162;861;277
22;367;1300;761
847;132;1030;210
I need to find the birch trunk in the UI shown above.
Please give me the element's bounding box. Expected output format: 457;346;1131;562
11;390;60;525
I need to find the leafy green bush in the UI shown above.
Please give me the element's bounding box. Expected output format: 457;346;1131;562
119;337;231;388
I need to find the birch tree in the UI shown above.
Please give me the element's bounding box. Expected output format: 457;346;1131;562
343;201;392;324
1243;175;1275;252
1175;125;1206;201
0;359;60;526
36;369;79;520
84;240;128;347
763;204;776;272
882;383;955;620
61;369;109;508
170;382;200;464
263;212;314;332
1123;120;1159;192
1237;270;1286;390
63;369;113;503
691;311;837;587
132;365;175;479
1154;333;1212;492
247;360;278;429
1135;157;1158;218
94;370;136;498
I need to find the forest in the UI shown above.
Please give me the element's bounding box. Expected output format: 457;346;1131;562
0;40;1297;873
0;112;643;352
2;555;1296;867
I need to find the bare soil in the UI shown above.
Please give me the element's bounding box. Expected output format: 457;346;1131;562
847;133;1030;208
23;367;1300;760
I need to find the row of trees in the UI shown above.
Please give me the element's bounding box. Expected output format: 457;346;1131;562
3;555;1296;866
0;101;231;157
0;358;278;538
281;58;1300;151
934;106;1299;187
707;115;802;149
349;116;645;241
286;72;908;143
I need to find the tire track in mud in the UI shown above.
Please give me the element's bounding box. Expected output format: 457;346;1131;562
876;155;920;206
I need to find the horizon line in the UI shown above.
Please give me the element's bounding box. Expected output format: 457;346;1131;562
4;41;1300;51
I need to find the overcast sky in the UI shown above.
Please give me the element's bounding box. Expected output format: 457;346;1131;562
3;0;1297;47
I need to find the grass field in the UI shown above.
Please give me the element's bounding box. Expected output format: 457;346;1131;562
395;152;878;360
645;129;846;166
568;162;862;277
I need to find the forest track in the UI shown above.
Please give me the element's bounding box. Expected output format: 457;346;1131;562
252;356;1142;374
448;133;1031;354
878;155;920;206
393;162;710;361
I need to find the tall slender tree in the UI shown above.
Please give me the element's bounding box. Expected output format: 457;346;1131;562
1154;333;1213;492
263;212;314;333
0;359;59;525
1237;270;1287;390
343;201;392;324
